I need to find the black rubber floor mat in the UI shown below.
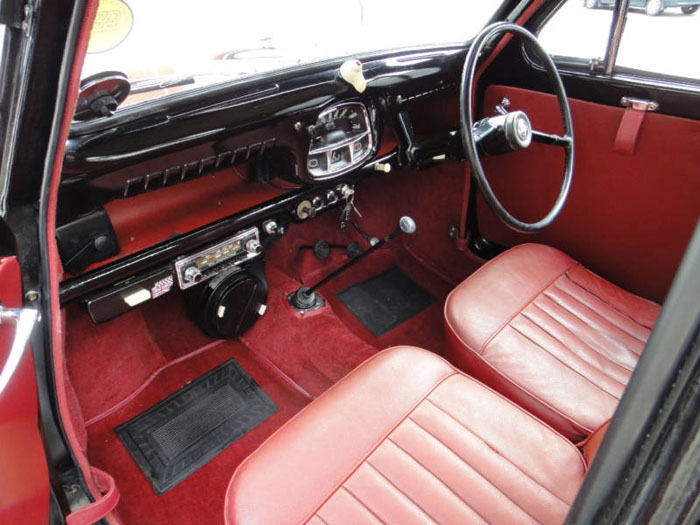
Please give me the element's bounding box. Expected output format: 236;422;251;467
336;266;434;337
115;359;278;495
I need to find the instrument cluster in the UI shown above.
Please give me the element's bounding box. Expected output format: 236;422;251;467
306;102;373;180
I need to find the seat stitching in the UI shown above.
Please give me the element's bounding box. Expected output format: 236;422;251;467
520;310;632;383
365;460;439;524
385;437;492;524
440;335;595;438
300;371;458;523
392;426;541;523
529;302;635;373
309;512;330;525
542;289;643;359
508;323;620;401
336;486;386;524
552;280;647;344
422;399;572;507
472;263;579;354
524;305;635;373
564;271;657;330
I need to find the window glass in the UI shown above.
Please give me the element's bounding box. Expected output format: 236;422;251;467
81;0;503;110
538;0;613;64
615;3;700;80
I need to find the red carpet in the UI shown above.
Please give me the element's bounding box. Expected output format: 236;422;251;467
316;245;454;354
63;163;484;524
86;340;308;525
265;209;470;357
240;265;378;398
65;293;216;422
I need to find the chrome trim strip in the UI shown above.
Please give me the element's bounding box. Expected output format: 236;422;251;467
604;0;631;75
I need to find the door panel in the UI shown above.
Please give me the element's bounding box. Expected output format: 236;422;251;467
478;85;700;303
0;257;49;524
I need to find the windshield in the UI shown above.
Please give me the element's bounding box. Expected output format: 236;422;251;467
80;0;503;109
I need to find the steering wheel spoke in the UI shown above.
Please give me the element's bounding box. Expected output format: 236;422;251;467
531;130;572;149
460;22;574;233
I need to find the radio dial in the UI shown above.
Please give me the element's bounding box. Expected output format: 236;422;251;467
184;266;203;283
245;239;262;254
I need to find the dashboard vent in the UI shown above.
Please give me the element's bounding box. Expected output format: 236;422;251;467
122;138;276;198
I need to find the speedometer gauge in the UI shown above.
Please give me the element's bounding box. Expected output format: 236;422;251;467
307;102;373;179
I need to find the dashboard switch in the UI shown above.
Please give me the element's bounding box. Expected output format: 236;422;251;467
263;220;278;235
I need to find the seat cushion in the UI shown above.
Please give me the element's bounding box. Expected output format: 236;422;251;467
444;244;660;441
226;346;586;524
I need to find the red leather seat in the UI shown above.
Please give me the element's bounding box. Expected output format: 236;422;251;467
444;244;660;441
226;346;587;524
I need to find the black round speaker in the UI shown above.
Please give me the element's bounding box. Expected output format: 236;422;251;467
186;266;268;339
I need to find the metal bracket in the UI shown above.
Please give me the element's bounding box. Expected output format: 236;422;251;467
493;97;511;116
621;97;659;112
21;1;34;36
0;305;40;394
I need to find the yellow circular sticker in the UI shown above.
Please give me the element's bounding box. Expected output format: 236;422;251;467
87;0;133;54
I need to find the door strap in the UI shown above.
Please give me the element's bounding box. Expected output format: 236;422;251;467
613;97;658;155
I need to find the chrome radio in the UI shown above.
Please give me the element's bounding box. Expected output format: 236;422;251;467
174;227;262;290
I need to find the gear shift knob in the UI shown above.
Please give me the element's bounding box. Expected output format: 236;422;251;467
399;216;417;235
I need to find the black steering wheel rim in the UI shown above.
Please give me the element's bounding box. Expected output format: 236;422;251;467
460;22;575;233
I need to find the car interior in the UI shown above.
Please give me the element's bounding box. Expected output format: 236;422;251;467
35;0;700;523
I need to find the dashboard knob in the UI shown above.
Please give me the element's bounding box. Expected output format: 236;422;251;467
326;190;338;203
311;196;323;209
337;184;352;197
183;266;202;283
295;200;316;220
245;239;262;255
339;59;367;93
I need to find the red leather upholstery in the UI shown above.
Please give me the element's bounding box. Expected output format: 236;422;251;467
226;346;586;524
581;421;610;465
444;244;660;441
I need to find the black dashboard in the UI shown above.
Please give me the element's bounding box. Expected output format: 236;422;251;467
58;46;469;315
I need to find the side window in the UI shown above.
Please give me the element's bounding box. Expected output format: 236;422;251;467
538;0;614;67
615;4;700;79
538;0;700;83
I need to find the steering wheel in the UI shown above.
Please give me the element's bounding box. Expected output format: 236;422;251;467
460;22;574;233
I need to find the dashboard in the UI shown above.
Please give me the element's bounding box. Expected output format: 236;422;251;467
57;47;467;323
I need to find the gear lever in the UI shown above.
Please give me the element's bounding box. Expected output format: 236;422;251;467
289;216;417;311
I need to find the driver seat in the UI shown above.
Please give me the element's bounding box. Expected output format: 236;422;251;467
444;244;660;441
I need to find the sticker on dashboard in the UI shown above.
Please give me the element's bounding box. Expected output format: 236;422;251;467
151;275;174;299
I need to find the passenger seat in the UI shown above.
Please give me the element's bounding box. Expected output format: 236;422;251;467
225;346;603;524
